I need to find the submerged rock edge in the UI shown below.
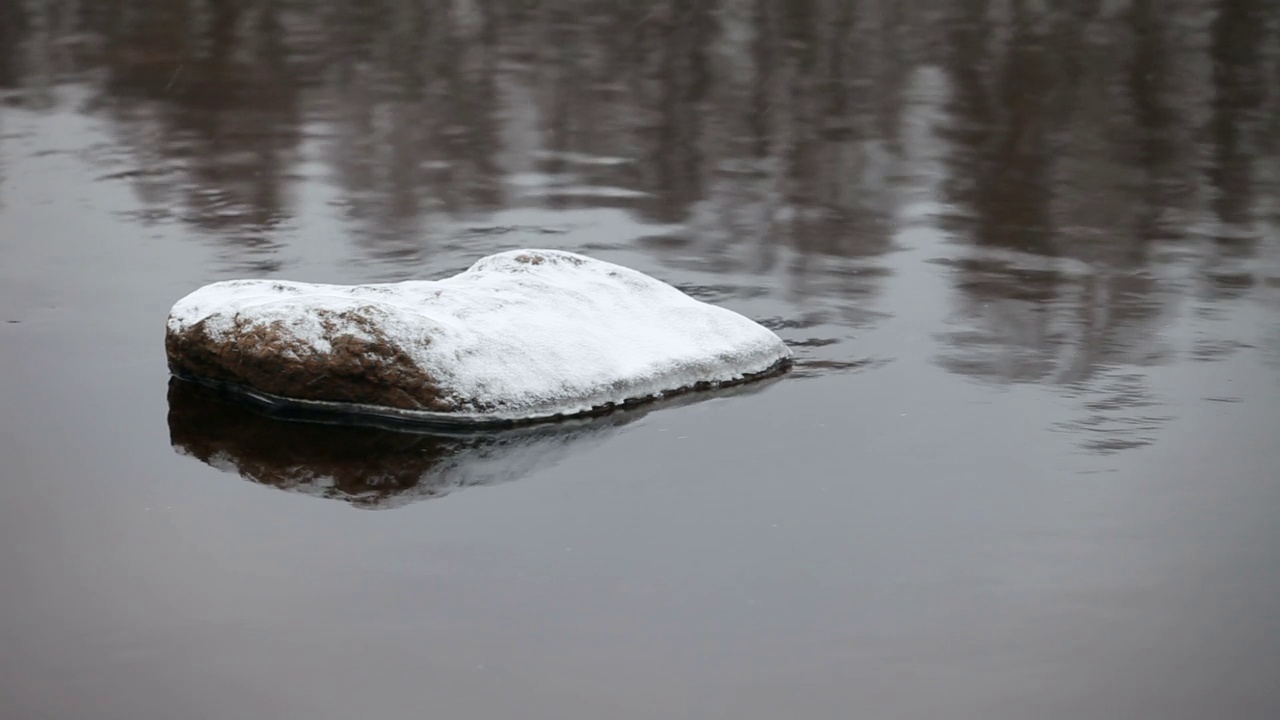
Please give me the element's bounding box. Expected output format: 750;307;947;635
167;357;791;430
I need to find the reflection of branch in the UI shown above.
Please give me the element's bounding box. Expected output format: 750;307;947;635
0;1;27;88
1053;372;1172;455
88;0;301;270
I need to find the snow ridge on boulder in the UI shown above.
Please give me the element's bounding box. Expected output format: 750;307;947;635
165;249;790;425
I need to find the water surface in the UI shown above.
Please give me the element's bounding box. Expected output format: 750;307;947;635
2;2;1279;718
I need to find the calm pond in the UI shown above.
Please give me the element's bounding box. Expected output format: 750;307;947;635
2;2;1278;718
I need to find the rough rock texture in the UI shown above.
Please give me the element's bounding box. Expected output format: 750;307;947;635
165;249;791;424
166;304;449;411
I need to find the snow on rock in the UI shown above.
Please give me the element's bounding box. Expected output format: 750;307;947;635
165;249;791;425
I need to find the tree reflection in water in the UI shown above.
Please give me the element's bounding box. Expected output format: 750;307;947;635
5;0;1277;455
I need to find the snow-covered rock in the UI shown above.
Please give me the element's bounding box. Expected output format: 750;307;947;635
165;249;791;425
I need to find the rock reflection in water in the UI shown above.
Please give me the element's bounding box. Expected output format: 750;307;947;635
166;376;775;509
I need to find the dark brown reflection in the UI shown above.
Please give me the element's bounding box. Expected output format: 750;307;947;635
320;0;503;249
87;0;302;272
933;0;1279;451
0;1;26;89
167;376;779;509
167;379;601;510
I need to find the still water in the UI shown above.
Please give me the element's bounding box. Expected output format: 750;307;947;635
2;1;1279;718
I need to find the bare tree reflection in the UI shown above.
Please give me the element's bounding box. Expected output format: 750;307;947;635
935;0;1277;452
3;0;1277;454
93;0;302;272
321;0;503;260
0;1;27;90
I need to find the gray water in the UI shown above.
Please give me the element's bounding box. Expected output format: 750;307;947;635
2;2;1279;718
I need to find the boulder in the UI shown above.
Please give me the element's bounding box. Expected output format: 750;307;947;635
165;249;790;425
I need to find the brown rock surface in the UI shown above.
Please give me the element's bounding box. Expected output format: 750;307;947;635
165;306;454;412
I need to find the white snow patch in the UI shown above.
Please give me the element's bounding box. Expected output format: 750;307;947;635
531;150;634;166
168;249;791;423
518;185;652;199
